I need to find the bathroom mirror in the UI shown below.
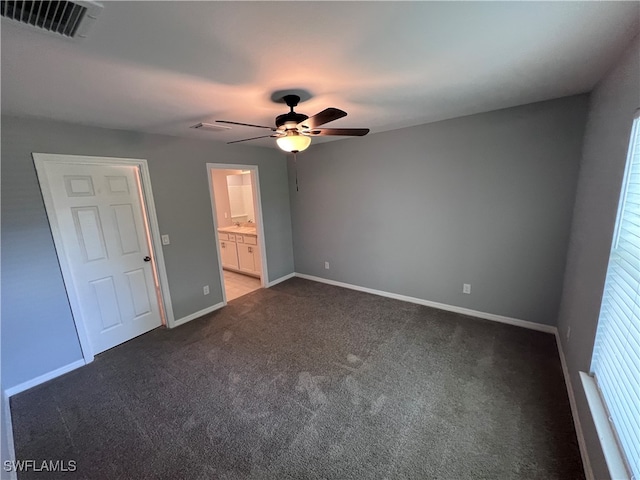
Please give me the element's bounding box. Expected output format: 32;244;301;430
226;173;255;224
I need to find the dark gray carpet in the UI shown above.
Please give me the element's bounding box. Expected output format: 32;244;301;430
11;278;584;479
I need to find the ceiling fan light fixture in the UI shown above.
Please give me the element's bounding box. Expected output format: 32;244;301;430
276;132;311;153
218;95;368;149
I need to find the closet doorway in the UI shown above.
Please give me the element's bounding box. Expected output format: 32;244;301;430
207;164;268;303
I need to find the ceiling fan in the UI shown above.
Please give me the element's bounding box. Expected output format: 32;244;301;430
216;94;370;153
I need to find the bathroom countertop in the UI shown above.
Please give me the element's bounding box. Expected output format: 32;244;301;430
218;226;258;236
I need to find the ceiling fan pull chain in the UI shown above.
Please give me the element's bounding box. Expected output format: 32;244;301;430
294;152;299;192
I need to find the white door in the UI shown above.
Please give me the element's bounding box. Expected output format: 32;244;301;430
42;162;162;354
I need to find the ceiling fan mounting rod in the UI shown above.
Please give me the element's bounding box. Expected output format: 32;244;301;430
275;94;308;129
283;94;301;111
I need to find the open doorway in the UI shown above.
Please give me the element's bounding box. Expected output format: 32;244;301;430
207;164;268;303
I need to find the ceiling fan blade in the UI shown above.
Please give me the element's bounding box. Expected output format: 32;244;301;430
227;134;278;144
217;120;276;131
304;128;370;137
298;108;347;130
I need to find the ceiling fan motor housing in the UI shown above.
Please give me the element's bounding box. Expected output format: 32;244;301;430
276;112;308;129
276;94;309;130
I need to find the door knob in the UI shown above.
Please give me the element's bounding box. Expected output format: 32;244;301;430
143;256;151;262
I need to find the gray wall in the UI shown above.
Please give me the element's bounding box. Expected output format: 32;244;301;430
290;95;589;326
557;35;640;480
1;115;294;390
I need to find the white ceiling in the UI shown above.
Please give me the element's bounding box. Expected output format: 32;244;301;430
2;1;639;149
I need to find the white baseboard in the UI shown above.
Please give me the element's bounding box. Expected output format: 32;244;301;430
1;390;17;480
295;273;556;334
5;359;86;398
555;332;594;480
173;302;225;328
266;272;296;287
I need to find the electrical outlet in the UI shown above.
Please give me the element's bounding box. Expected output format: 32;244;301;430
224;212;228;219
203;285;210;295
161;234;170;245
463;283;471;294
325;261;330;270
567;326;571;340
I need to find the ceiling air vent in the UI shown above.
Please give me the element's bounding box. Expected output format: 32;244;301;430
190;123;232;132
1;1;103;39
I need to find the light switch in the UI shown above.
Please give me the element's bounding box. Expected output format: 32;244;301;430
161;234;170;245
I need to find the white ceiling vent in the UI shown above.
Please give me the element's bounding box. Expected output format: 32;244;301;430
1;1;103;39
190;123;232;132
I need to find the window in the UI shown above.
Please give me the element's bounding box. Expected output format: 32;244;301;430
590;113;640;480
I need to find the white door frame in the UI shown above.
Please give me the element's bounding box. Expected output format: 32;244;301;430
206;163;270;304
33;153;175;364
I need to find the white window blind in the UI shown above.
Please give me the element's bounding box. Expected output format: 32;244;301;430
591;114;640;480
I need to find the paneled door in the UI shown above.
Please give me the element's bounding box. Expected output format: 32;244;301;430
40;161;162;354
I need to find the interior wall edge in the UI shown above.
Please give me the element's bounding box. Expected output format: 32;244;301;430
266;272;296;288
172;302;225;328
1;389;18;480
